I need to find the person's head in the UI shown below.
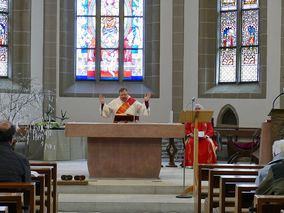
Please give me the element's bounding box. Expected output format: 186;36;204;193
194;104;204;111
119;88;129;102
0;122;16;143
272;139;284;157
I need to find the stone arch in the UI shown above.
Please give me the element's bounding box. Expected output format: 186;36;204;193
217;104;239;127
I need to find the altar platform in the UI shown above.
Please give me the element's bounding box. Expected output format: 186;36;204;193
35;159;198;213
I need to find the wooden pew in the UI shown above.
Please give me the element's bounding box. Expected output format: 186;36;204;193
235;184;257;213
235;186;284;212
31;174;45;213
196;164;263;213
218;175;257;213
254;195;284;213
0;182;36;213
30;162;57;213
207;168;259;213
0;192;23;213
30;167;52;213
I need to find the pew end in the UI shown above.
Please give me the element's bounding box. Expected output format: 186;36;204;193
0;182;36;213
254;195;284;213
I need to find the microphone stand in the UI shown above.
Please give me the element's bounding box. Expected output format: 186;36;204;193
272;92;284;109
176;98;195;199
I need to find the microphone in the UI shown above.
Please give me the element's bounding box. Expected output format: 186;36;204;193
191;97;196;111
185;97;196;110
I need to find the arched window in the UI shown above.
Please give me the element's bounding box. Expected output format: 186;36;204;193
76;0;144;81
218;0;259;83
0;0;8;77
217;104;239;127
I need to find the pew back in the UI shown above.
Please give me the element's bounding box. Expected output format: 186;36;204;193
219;175;256;213
30;162;57;213
32;174;45;213
207;168;259;213
255;195;284;213
0;192;23;213
235;183;257;213
196;164;263;213
30;167;52;213
0;182;36;213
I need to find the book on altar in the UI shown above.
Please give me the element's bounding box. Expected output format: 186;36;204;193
114;114;135;122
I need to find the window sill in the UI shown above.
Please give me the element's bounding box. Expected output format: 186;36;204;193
199;83;265;99
60;81;155;98
0;78;24;92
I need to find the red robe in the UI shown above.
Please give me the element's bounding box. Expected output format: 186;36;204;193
184;122;218;166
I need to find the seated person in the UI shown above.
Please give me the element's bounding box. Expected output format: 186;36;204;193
99;88;151;122
255;139;284;185
249;155;284;212
0;122;31;212
256;159;284;195
183;104;218;167
0;121;31;182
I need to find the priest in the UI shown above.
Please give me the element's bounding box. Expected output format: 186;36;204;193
99;88;151;122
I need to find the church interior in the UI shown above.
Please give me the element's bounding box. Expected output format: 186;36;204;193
1;0;284;212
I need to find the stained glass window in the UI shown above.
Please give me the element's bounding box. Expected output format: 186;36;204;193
101;17;119;49
220;48;237;82
241;47;258;82
75;0;144;81
220;12;237;47
218;0;259;83
242;0;259;10
124;49;143;80
100;49;119;80
0;0;8;77
77;0;96;16
76;17;96;48
242;10;258;46
101;0;119;16
221;0;237;11
0;0;8;13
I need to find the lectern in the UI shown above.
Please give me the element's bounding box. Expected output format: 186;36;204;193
65;122;184;178
269;109;284;146
179;110;213;193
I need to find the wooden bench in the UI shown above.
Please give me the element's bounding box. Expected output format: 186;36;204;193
215;127;261;163
32;174;45;213
0;182;36;213
0;192;23;213
196;164;263;213
235;183;258;213
207;168;259;213
30;167;52;213
30;162;57;213
218;175;257;213
254;195;284;213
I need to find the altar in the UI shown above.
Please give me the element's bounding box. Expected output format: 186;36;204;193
65;122;184;178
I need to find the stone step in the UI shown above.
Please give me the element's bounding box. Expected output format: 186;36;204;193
57;180;187;195
58;193;194;213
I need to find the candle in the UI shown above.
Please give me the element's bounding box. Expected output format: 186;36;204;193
169;110;173;123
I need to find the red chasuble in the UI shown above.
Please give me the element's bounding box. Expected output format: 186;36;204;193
183;122;218;166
